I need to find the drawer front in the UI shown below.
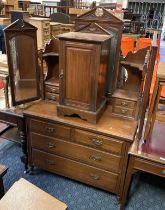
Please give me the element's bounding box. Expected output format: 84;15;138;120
112;106;135;118
135;158;165;178
42;21;50;28
43;35;50;42
32;149;119;193
43;28;50;36
31;133;121;172
113;98;136;109
30;119;70;140
45;85;59;94
45;92;59;102
74;129;124;155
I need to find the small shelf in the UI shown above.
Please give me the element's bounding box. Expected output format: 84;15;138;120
113;89;138;101
45;77;59;86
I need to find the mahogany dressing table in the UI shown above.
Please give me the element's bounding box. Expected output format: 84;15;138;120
23;100;137;202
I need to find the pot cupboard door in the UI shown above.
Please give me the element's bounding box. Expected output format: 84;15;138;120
60;41;99;111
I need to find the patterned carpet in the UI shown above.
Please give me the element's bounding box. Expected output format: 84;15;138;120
0;142;165;210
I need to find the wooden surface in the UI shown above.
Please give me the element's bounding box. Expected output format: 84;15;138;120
29;18;50;49
24;100;137;142
0;18;10;25
57;32;111;42
69;8;89;15
0;178;67;210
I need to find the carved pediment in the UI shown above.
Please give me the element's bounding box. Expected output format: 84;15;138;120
76;23;111;35
75;7;123;24
4;19;37;32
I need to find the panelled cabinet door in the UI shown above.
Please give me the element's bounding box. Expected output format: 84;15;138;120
57;32;111;123
60;41;99;111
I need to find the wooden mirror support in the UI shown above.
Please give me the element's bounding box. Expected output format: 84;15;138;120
112;47;151;120
4;19;40;106
41;38;60;103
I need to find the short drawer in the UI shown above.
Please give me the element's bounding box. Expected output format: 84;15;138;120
32;149;119;193
73;129;124;155
31;133;121;172
43;29;50;36
113;98;136;109
43;35;50;42
45;92;59;102
134;158;165;178
42;21;50;28
112;106;135;118
45;85;59;94
30;119;70;140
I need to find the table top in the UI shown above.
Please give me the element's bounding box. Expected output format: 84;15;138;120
0;178;67;210
129;120;165;165
24;100;137;142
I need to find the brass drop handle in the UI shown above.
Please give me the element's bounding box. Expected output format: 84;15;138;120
121;109;127;114
47;142;55;148
92;139;103;146
89;173;100;180
121;101;128;106
45;127;55;133
89;155;101;161
46;159;55;165
59;69;64;79
161;170;165;174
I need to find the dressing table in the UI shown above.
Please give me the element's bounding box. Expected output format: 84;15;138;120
0;11;139;207
23;100;137;200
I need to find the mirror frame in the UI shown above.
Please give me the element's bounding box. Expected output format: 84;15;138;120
4;19;40;106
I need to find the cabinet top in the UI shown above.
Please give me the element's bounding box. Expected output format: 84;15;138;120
57;32;112;43
24;101;137;142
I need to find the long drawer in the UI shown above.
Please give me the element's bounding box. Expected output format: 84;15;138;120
31;133;121;172
73;129;124;155
32;149;119;193
134;158;165;178
30;119;71;140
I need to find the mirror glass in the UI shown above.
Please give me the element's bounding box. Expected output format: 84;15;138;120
9;35;37;103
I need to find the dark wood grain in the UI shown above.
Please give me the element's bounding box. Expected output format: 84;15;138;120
57;32;111;123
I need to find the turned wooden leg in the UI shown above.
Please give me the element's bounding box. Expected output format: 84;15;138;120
19;120;28;173
120;155;135;210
